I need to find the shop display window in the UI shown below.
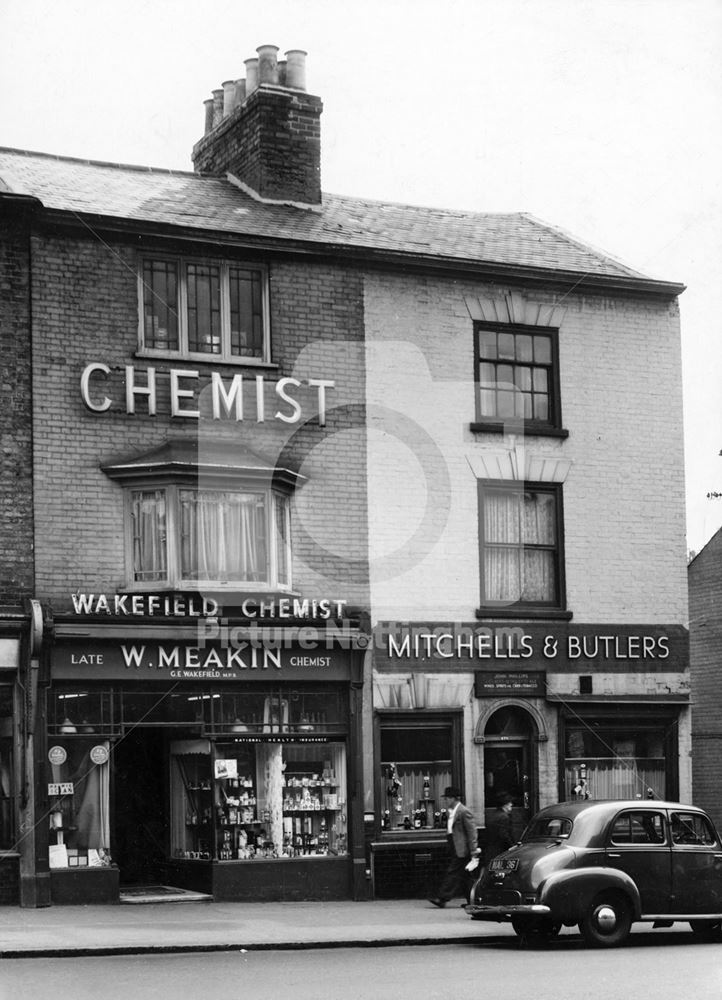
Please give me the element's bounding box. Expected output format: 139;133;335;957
0;687;13;849
46;738;111;869
210;686;348;735
564;722;668;801
170;738;348;860
378;713;462;832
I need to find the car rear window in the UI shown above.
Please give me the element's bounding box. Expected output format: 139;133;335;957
522;816;573;840
610;811;666;845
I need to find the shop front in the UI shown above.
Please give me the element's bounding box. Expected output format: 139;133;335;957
369;621;690;899
43;613;367;904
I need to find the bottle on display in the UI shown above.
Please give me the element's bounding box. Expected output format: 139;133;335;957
423;775;430;799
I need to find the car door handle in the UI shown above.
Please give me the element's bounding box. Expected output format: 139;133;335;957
714;854;722;860
607;853;621;858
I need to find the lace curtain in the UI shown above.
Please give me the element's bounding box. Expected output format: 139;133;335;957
483;490;555;601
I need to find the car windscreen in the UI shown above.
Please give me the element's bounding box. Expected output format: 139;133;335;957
522;816;573;841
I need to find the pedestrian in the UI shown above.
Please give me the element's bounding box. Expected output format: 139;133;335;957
428;786;480;908
484;791;515;863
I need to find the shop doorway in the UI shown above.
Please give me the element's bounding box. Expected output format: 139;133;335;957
483;706;536;840
112;728;168;886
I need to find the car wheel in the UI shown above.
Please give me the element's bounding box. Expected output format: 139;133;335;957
689;920;722;941
579;894;632;948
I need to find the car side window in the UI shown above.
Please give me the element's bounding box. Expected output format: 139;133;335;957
610;810;666;845
671;812;718;846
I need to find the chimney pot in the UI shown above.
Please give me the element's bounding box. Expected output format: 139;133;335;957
203;98;214;135
277;60;287;87
284;49;307;90
211;88;224;128
222;80;237;117
256;44;280;85
234;78;246;107
244;57;259;95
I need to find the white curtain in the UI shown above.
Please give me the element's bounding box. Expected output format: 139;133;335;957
132;491;167;581
181;490;266;582
484;491;555;602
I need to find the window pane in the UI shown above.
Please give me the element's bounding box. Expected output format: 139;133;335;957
180;489;268;583
479;362;496;385
522;549;555;600
478;330;497;359
522;492;556;544
498;333;515;359
484;546;521;601
230;267;264;358
497;389;516;417
274;495;290;587
533;335;552;364
533;395;549;421
187;264;221;354
131;490;167;582
496;363;514;386
532;367;548;391
479;388;496;417
516;366;532;391
484;492;520;543
142;260;179;350
516;334;533;362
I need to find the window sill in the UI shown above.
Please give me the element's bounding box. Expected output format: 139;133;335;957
470;421;569;439
134;350;279;370
476;607;573;621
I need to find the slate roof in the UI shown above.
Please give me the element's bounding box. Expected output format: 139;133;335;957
0;146;678;290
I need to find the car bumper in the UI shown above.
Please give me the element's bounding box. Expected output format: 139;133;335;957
464;903;552;922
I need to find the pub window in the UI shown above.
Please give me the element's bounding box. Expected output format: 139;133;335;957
378;712;463;832
474;323;562;432
127;485;292;591
478;482;565;611
140;257;269;363
564;721;669;801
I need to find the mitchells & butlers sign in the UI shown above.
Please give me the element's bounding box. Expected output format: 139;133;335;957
377;622;688;673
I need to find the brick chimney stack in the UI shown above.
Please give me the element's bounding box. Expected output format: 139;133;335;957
192;46;322;206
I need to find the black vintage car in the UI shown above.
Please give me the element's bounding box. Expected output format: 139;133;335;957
465;800;722;947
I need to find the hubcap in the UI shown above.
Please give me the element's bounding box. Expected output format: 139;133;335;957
595;905;617;931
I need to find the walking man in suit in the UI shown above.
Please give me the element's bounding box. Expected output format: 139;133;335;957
429;785;480;908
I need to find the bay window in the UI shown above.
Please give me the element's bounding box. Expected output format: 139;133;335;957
128;485;291;590
103;439;302;593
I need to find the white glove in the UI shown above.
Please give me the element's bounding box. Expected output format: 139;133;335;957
465;857;480;872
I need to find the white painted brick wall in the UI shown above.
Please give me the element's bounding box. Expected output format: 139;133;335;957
364;273;688;626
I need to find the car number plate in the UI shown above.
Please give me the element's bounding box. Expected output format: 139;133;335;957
489;857;518;871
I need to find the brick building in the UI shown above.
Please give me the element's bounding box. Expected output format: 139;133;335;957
0;45;689;906
688;529;722;833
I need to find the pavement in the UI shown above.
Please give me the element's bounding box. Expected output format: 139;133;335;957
0;897;516;958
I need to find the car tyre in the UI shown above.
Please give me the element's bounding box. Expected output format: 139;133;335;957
689;920;722;941
579;894;632;948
